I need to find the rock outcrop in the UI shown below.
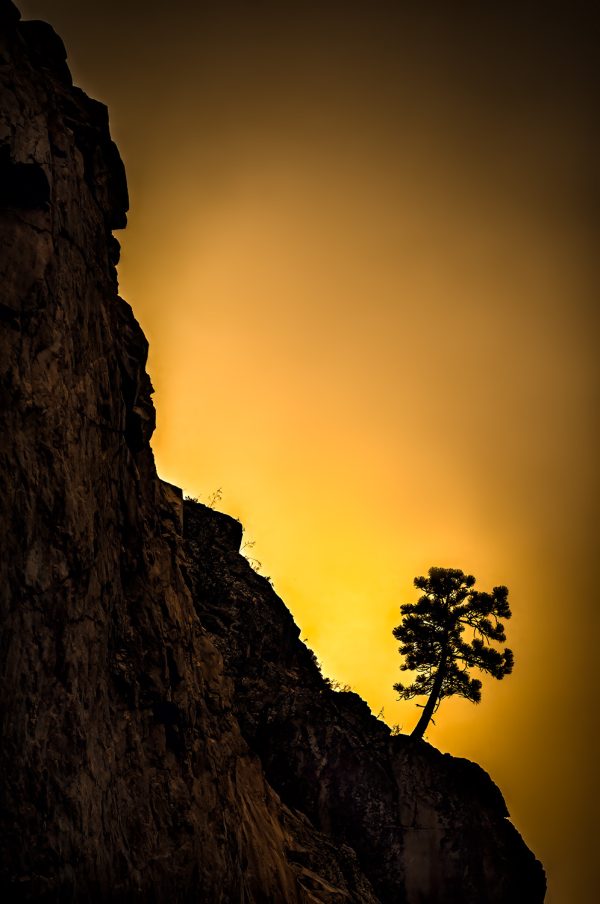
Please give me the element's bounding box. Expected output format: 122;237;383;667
0;2;545;901
183;502;545;904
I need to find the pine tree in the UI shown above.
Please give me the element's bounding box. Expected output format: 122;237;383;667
393;566;514;740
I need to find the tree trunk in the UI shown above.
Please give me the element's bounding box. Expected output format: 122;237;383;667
410;659;447;740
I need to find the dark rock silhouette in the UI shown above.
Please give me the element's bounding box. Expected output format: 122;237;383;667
0;1;545;900
184;502;545;903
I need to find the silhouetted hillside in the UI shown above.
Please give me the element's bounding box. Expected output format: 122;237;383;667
0;2;545;900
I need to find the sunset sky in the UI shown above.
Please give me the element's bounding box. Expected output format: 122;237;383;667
19;2;598;902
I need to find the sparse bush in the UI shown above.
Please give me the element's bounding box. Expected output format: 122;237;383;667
324;677;352;693
241;537;262;572
206;487;222;509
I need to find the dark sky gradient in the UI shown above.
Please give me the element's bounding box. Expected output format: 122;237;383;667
18;3;599;902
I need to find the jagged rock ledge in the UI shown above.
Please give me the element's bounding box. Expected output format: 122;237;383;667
0;2;545;900
182;500;545;903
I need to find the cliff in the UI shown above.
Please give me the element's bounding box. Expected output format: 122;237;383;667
0;2;545;901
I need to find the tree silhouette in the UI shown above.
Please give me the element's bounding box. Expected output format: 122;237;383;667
393;567;514;740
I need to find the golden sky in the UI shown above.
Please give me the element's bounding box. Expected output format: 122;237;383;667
21;3;599;902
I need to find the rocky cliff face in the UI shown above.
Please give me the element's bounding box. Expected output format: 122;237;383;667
0;2;545;901
183;503;545;904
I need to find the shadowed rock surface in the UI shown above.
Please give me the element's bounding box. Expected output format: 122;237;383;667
183;502;545;904
0;1;545;901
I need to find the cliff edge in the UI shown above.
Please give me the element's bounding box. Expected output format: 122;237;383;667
0;2;545;900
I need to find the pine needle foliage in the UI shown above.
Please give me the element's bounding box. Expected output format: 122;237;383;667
393;567;514;740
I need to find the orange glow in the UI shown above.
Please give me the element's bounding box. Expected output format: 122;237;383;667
20;3;599;902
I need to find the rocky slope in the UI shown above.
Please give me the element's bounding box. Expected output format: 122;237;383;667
0;2;545;900
183;502;545;904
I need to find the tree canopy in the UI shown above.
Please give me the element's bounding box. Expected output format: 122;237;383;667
393;566;514;740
